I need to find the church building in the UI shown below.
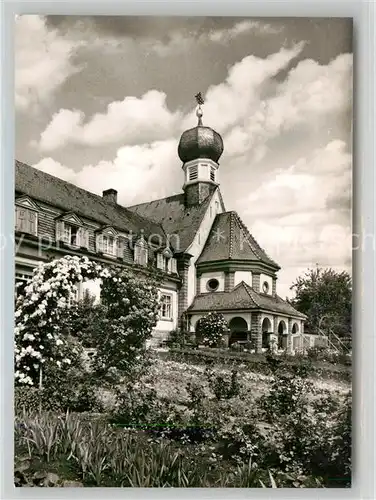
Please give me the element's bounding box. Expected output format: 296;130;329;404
15;101;306;353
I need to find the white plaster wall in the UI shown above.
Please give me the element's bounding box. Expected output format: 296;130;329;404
186;189;225;307
234;271;252;287
200;271;225;293
155;287;178;332
82;279;102;304
260;273;273;295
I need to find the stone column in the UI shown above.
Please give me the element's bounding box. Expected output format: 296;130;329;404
273;316;278;335
272;278;277;297
251;313;262;353
224;271;235;292
253;273;261;292
196;272;201;295
287;318;293;354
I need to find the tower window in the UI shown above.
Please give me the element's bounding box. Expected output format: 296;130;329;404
207;278;219;292
210;168;215;182
189;166;198;181
262;281;270;294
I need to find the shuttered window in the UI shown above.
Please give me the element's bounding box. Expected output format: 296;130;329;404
15;207;37;235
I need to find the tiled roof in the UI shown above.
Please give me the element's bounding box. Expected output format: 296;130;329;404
127;191;216;253
197;211;279;269
188;281;306;319
15;160;166;241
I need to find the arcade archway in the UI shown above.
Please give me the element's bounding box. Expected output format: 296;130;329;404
229;317;248;344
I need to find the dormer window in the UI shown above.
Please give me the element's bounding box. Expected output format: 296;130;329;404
156;248;177;274
134;239;148;266
64;224;80;246
189;165;198;181
95;227;120;258
15;197;39;236
55;214;89;248
102;234;116;256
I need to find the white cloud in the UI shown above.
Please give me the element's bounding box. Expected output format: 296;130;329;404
151;20;283;57
33;138;179;206
222;53;353;160
239;140;352;296
37;90;181;151
15;15;83;111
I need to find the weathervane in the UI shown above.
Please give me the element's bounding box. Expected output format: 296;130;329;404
195;92;205;125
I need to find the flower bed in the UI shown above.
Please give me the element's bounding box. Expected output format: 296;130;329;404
163;347;351;382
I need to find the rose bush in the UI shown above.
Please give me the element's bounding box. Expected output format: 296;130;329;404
195;312;228;348
14;255;160;387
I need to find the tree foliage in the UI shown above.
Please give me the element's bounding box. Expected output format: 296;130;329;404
289;267;352;337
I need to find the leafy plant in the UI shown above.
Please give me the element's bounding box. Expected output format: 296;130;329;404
195;312;228;348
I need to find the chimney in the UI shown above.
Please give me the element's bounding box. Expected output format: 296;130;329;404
102;188;118;204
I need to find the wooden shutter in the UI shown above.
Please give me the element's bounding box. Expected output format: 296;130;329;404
134;243;140;264
156;253;164;269
116;238;124;259
82;229;89;249
28;210;36;235
77;228;89;248
96;234;103;253
55;221;65;242
171;258;177;274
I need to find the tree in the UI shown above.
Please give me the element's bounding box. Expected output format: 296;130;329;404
289;267;352;337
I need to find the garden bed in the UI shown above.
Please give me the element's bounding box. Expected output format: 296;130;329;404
161;347;351;382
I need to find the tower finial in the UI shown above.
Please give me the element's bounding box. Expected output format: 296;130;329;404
195;92;204;126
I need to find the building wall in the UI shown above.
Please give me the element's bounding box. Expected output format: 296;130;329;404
189;312;252;333
234;270;252;288
185;189;224;308
199;271;225;293
260;273;273;295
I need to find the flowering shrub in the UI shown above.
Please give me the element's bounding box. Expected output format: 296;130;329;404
195;312;228;348
14;255;160;387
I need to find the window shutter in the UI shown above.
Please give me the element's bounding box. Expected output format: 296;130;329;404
82;229;89;249
96;234;104;253
167;258;172;273
134;243;140;263
77;228;89;248
116;238;124;259
55;221;65;242
171;258;177;274
28;211;36;235
156;253;164;269
142;247;148;266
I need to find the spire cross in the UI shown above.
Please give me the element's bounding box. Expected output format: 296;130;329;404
195;92;204;126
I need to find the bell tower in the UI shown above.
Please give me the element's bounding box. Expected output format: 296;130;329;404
178;93;224;206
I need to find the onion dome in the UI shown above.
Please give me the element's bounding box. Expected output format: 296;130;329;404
178;105;224;163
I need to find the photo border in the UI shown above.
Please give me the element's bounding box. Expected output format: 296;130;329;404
1;1;375;499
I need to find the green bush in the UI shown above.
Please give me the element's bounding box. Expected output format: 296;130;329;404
195;312;228;348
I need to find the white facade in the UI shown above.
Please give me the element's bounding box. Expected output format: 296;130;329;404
260;273;273;295
199;271;225;293
234;270;252;287
185;189;225;307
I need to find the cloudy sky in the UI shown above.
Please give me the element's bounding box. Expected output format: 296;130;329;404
15;15;353;298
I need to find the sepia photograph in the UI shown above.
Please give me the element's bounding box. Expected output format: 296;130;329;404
14;15;352;488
